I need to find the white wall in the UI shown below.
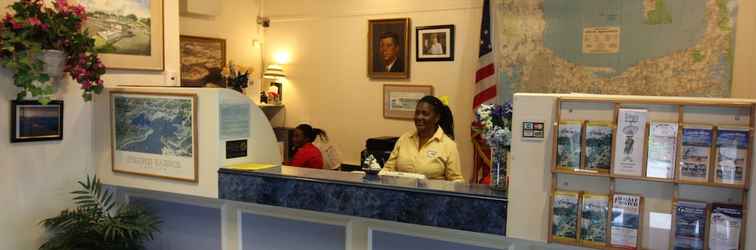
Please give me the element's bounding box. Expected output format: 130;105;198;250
262;0;482;180
0;0;180;248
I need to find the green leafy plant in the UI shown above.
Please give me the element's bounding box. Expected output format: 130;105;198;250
40;175;161;250
1;0;106;104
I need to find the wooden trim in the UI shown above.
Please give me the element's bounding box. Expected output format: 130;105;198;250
642;122;650;178
556;96;754;108
552;99;562;173
109;91;200;183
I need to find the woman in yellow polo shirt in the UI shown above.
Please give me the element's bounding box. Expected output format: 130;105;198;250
381;96;464;181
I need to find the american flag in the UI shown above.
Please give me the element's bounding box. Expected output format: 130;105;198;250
471;0;498;184
473;0;497;109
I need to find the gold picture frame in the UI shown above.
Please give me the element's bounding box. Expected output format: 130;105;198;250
110;91;198;182
81;0;165;71
368;18;411;79
383;84;433;120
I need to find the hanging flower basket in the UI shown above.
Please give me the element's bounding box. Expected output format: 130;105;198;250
1;0;106;105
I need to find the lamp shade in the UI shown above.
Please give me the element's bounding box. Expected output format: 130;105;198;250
263;64;286;79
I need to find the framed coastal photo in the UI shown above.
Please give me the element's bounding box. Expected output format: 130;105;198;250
180;35;227;87
110;91;198;182
383;84;433;120
368;18;411;79
80;0;165;71
10;100;64;143
416;25;454;61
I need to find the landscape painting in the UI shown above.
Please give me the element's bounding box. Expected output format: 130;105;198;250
81;0;152;55
110;92;198;182
79;0;164;70
11;100;64;143
180;36;226;87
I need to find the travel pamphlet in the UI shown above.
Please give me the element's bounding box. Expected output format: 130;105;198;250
584;122;613;172
557;121;583;170
709;203;742;250
580;193;609;246
646;122;678;179
613;109;648;177
673;201;707;250
610;194;641;249
679;126;713;182
552;190;580;242
714;128;749;185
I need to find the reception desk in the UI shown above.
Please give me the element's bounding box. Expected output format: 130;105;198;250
218;166;508;235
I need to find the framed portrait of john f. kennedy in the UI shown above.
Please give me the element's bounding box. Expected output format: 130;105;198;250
368;18;411;79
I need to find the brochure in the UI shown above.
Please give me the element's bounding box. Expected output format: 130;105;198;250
709;203;742;250
613;109;648;176
580;193;609;246
673;201;707;250
585;122;613;172
552;190;580;241
646;122;678;179
679;126;713;182
557;121;583;170
714;128;749;185
610;194;641;249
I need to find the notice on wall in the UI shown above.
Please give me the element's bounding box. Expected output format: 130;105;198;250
582;27;620;54
219;94;251;141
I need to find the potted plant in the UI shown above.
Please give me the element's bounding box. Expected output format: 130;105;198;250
475;101;513;191
221;61;251;93
1;0;106;104
40;175;161;250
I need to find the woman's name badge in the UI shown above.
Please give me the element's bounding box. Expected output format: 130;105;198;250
426;150;439;159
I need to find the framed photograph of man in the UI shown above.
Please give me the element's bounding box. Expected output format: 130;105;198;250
416;25;455;61
10;100;64;143
180;35;227;87
368;18;411;79
383;84;434;120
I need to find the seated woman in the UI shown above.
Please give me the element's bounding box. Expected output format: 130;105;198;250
289;124;325;169
381;96;464;181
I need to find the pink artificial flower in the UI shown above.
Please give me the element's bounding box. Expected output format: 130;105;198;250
72;5;86;19
55;0;70;13
81;81;92;89
10;19;22;30
27;17;42;26
96;79;103;85
3;13;11;22
40;23;48;30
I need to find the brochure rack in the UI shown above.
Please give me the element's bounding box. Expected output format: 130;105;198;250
547;96;754;250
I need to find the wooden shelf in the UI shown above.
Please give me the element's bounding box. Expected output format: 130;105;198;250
554;169;748;191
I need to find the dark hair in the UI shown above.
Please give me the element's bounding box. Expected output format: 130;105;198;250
379;32;400;47
295;124;328;143
418;96;454;140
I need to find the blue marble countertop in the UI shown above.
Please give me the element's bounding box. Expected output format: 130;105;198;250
219;166;508;235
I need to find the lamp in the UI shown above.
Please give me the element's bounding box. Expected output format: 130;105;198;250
263;64;286;104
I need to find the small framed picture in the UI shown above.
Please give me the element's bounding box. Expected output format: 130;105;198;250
383;84;434;120
11;100;64;143
416;25;455;61
368;18;411;79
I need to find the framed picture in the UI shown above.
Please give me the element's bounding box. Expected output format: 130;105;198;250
80;0;165;71
110;91;198;182
180;35;227;87
383;84;434;120
368;18;411;79
416;25;455;61
10;100;64;143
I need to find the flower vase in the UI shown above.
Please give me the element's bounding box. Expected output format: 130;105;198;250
40;50;66;80
490;147;508;192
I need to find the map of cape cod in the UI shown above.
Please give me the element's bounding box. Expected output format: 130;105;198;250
496;0;737;98
114;96;193;157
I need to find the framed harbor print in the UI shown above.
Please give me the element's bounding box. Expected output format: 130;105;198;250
368;18;411;79
110;91;198;182
416;25;454;61
80;0;165;71
180;35;227;87
10;100;64;143
383;84;433;120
